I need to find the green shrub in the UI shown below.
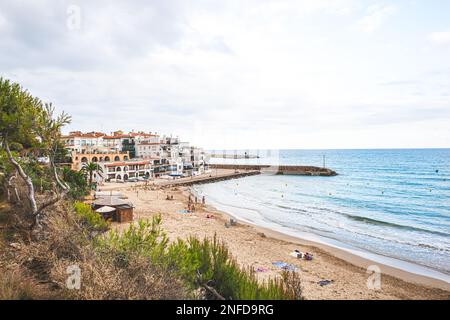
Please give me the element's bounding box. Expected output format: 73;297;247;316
96;216;168;262
62;168;89;199
73;201;108;231
166;235;298;300
96;215;302;300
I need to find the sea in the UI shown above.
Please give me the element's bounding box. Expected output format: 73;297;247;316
193;149;450;282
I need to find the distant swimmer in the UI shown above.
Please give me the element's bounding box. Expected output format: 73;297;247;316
435;169;439;173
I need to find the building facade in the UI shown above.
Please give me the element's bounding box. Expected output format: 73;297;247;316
62;130;209;181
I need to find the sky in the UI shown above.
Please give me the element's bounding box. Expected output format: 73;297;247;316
1;0;450;150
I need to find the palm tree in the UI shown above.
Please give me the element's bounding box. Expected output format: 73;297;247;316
80;162;103;187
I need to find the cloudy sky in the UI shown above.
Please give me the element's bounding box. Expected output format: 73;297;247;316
1;0;450;149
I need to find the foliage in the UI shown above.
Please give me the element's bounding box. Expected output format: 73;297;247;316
97;216;302;300
73;201;108;231
0;78;42;148
166;236;298;299
96;216;168;263
62;167;89;199
80;162;103;188
0;77;71;221
53;141;72;164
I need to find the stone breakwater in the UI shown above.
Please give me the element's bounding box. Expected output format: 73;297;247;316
160;170;261;187
209;164;337;176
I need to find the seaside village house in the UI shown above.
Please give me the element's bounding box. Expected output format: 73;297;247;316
92;196;134;223
61;130;210;183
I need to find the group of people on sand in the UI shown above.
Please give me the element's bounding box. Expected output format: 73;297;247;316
186;194;206;212
290;249;313;261
165;194;174;200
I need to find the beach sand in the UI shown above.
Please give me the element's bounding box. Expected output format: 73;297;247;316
100;172;450;300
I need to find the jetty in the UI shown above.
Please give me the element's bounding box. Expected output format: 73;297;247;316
209;164;337;176
160;170;261;187
210;153;259;159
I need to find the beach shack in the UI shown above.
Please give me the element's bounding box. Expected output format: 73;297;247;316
93;196;134;223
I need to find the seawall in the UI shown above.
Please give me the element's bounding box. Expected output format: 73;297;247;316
209;164;337;176
160;170;261;187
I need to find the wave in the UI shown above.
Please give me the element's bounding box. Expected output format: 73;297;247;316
341;213;450;238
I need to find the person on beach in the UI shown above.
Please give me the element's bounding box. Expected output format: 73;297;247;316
195;196;198;204
202;196;205;205
187;203;195;212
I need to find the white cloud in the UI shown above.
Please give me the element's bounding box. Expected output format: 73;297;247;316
1;0;450;149
429;32;450;45
357;4;396;33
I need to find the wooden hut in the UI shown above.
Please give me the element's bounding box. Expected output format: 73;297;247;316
93;197;134;223
115;204;134;223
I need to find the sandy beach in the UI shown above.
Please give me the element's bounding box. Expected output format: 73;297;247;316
100;170;450;300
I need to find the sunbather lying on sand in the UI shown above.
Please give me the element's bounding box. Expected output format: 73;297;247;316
290;249;313;260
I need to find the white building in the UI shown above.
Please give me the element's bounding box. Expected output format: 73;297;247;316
135;134;161;159
102;160;153;182
61;131;106;152
61;130;209;181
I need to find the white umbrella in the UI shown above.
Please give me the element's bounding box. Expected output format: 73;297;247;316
95;205;116;213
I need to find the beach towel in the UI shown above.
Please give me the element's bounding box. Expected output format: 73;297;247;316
318;280;334;287
177;210;190;214
272;261;297;271
272;261;287;268
256;267;268;273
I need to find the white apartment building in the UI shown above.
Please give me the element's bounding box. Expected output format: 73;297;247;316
103;160;153;182
135;134;161;159
61;131;106;152
61;130;209;181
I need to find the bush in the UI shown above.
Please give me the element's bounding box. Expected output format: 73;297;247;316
96;216;168;263
73;201;108;231
15;205;188;300
97;216;302;300
0;268;46;300
62;168;89;199
166;235;300;300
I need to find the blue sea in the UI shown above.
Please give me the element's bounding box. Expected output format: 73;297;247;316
194;149;450;280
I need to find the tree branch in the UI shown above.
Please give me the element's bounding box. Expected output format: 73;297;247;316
4;139;38;215
50;157;70;191
203;282;226;300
